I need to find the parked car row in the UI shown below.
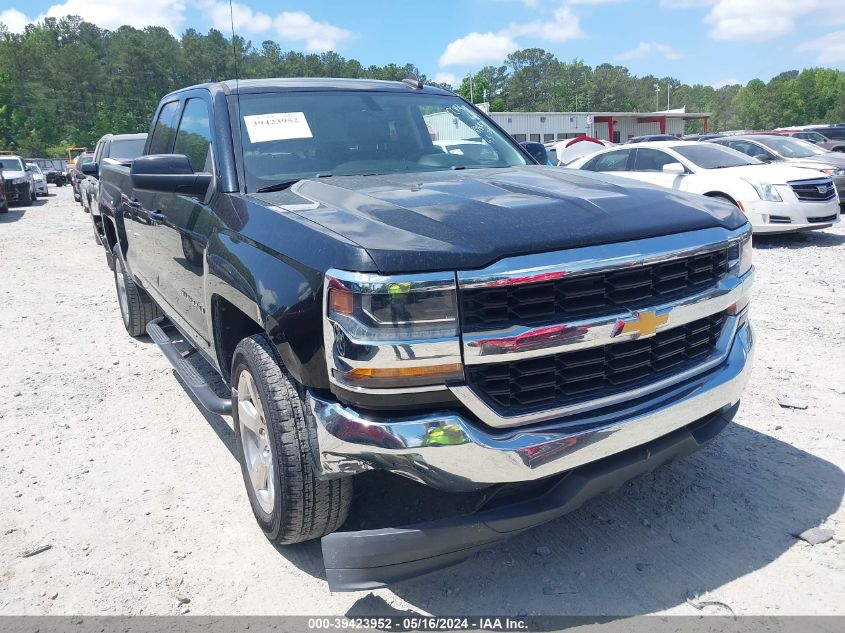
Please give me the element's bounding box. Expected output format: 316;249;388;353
73;133;147;244
567;141;840;234
0;155;40;210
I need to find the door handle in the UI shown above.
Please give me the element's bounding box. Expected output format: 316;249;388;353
149;210;168;223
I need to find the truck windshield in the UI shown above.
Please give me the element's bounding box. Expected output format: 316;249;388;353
0;158;23;171
671;144;758;169
235;91;528;192
110;138;146;161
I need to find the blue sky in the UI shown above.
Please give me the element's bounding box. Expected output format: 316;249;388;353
2;0;844;88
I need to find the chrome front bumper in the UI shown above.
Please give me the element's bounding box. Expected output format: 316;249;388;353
308;317;753;492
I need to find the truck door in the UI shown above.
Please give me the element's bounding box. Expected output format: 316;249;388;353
152;96;218;346
124;100;180;293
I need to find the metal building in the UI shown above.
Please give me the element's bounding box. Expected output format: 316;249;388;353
487;109;712;143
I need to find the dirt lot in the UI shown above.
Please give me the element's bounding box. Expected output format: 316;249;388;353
0;185;843;616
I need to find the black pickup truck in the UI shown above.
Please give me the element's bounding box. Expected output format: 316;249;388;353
97;78;755;591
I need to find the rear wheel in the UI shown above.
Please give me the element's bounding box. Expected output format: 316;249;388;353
111;244;162;337
232;335;352;544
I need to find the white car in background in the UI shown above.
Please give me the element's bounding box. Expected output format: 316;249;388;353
25;163;48;197
567;141;841;234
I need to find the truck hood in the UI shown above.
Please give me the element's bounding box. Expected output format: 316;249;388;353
254;166;747;273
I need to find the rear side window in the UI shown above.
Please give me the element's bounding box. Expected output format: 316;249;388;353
587;150;632;172
174;99;213;173
148;101;180;155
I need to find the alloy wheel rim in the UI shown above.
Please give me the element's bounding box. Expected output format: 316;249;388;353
237;369;275;514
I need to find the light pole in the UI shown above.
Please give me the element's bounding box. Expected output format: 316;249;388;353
654;83;660;112
667;84;671;111
467;71;474;103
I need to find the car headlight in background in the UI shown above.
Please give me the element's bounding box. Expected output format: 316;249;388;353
742;178;782;202
820;167;845;176
325;270;463;389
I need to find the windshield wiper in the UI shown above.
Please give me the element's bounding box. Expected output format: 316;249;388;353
256;179;301;193
255;173;332;193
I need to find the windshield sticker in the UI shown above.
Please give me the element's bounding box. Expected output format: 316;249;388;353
243;112;313;143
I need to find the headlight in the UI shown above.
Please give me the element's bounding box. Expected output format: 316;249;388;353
742;178;782;202
820;167;845;176
728;230;753;277
325;270;463;389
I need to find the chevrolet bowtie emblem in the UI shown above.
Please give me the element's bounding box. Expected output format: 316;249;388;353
612;310;670;339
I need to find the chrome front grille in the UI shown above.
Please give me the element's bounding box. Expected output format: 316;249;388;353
465;312;726;414
461;248;729;330
789;178;836;202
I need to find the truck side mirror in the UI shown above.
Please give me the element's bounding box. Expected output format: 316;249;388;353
520;141;549;165
81;162;98;176
131;154;212;198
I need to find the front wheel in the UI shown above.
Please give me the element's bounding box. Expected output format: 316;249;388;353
111;244;162;336
232;335;352;544
22;185;33;207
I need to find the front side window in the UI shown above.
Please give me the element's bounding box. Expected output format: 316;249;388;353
235;91;528;192
632;148;677;171
586;150;632;172
149;101;181;155
174;99;213;172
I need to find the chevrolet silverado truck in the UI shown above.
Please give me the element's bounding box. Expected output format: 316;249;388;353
97;78;755;591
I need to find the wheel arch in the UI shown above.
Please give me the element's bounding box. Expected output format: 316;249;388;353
703;191;740;206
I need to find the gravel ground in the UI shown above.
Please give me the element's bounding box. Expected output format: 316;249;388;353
0;185;843;616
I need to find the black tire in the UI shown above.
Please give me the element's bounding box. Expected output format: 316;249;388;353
0;201;8;213
93;219;102;245
22;185;33;207
232;335;352;544
111;244;162;337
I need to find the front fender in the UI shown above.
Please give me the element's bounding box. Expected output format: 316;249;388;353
206;231;329;389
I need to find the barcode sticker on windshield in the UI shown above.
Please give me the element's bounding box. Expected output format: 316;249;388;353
243;112;313;143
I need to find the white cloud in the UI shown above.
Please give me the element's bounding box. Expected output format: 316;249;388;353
203;1;272;34
433;72;460;86
198;2;353;51
614;41;681;61
439;32;519;67
703;0;845;42
439;4;583;67
44;0;187;33
504;5;583;42
798;31;845;63
273;11;354;52
569;0;627;4
711;78;741;89
0;8;28;32
659;0;714;7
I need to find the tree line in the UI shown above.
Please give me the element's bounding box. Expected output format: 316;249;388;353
2;16;845;157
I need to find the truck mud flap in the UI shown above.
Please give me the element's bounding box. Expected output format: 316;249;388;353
146;317;232;415
322;403;737;591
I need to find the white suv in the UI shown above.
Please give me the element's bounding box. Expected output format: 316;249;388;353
568;141;841;234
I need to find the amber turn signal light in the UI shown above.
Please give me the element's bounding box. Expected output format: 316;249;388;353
329;288;354;315
343;363;463;381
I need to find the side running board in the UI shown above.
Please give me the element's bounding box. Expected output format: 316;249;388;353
146;317;233;415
